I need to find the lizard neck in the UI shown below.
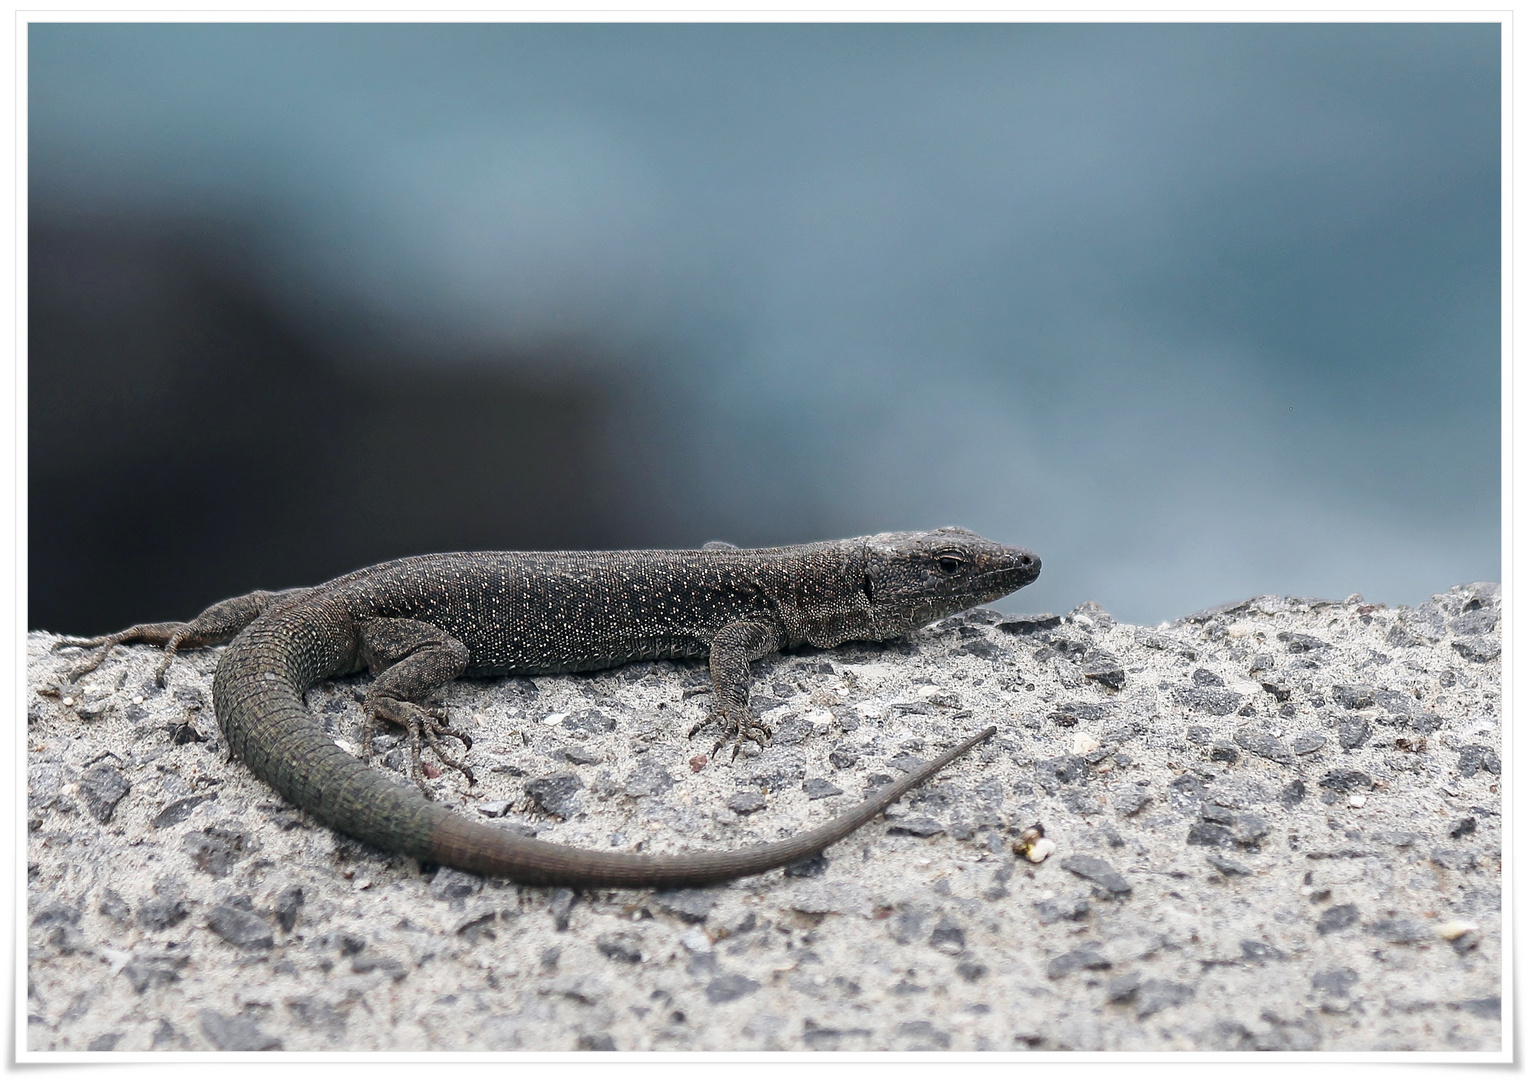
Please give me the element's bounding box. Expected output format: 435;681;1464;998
773;542;878;648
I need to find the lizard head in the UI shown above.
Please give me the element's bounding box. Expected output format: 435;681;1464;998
862;526;1040;638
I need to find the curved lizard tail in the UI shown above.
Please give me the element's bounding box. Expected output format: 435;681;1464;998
427;724;998;888
212;623;995;887
212;616;455;862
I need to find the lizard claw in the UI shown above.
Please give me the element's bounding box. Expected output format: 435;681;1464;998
61;646;112;683
698;710;772;760
363;695;475;793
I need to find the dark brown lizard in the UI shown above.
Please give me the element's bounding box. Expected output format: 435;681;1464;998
58;527;1039;888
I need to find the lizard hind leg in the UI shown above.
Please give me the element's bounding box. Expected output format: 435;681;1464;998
56;589;301;684
356;617;474;795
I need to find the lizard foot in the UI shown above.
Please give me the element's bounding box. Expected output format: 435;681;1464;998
688;710;772;760
363;696;475;795
54;634;126;682
54;622;195;686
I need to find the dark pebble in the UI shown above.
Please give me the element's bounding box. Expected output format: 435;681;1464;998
1187;822;1237;849
1200;804;1234;825
1208;854;1252;877
595;933;643;963
887;816;945;837
526;773;584;818
705;974;760;1003
1059;854;1132;896
1081;649;1126;690
894;1020;951;1049
123;954;188;994
1047;944;1111;979
561;709;615;735
1431;848;1479;871
1459;997;1501;1019
827;747;859;769
1452;638;1500;662
1232;813;1268;844
1175;687;1243;716
430;868;481;901
998;614;1062;635
79;764;131;824
1278;632;1329;653
803;778;842;800
181;828;250;879
1316;904;1360;935
350;955;408;981
1369;918;1428;943
623;761;676;798
1106;972;1141;1002
549;888;576;931
207;902;274;951
1457;745;1501;778
198;1009;281;1051
1115;788;1152;816
152;795;215;830
784;853;828;878
1240;939;1286;962
654;889;716;923
1291;732;1326;755
928;916;965;954
1311;968;1360;999
1332;684;1375;709
1136;979;1194;1018
1338;718;1371;750
1234;732;1296;765
726;792;767;815
1279;780;1307;807
97;889;131;925
1319;769;1371;793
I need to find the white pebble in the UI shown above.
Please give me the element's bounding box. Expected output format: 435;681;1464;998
334;739;356;755
543;712;568;726
1025;838;1057;864
61;696;73;707
804;708;834;731
1072;733;1100;755
681;926;713;954
1349;794;1367;808
1435;920;1478;941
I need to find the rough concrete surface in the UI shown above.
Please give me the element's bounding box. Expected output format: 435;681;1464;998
26;584;1503;1053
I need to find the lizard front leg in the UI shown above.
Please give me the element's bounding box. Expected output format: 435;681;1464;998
688;619;784;758
356;617;473;794
56;589;309;685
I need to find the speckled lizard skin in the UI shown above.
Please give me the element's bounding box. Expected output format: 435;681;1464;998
60;528;1039;888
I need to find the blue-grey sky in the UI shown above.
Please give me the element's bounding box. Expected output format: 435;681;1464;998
28;22;1501;623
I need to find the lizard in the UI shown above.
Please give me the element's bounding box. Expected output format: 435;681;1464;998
56;527;1040;889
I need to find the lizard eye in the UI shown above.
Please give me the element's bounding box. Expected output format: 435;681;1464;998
936;554;966;574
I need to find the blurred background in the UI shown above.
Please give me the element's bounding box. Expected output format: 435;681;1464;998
28;22;1501;634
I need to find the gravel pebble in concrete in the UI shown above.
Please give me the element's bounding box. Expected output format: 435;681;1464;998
26;583;1501;1052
